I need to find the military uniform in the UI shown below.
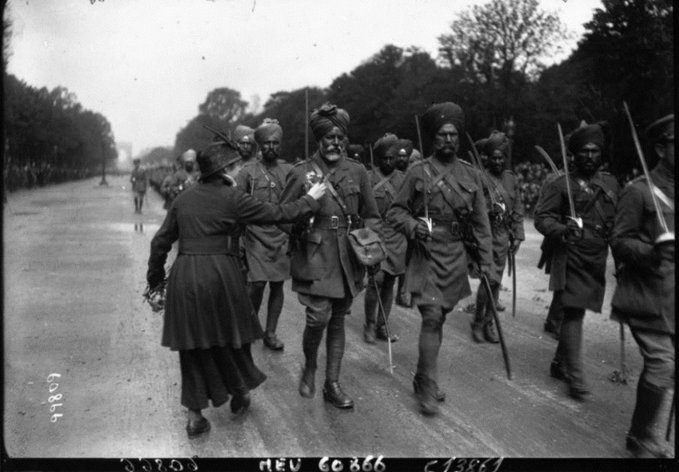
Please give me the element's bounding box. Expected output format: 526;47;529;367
534;168;620;396
236;160;293;282
161;168;200;210
130;164;149;213
609;114;674;458
364;167;407;341
281;149;380;408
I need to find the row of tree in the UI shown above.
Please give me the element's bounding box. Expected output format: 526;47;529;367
3;74;117;176
164;0;672;180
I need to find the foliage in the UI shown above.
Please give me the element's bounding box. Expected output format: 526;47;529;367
3;73;117;172
139;146;175;166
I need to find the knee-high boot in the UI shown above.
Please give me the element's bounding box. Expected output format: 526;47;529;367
471;283;489;343
559;308;588;399
299;324;324;398
363;280;378;344
323;313;353;409
415;306;443;415
483;282;500;343
627;378;671;458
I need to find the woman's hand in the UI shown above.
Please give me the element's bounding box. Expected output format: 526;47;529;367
306;182;327;200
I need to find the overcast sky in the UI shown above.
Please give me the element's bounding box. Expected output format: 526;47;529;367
6;0;601;157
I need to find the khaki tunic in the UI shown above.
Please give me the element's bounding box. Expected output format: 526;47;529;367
236;160;293;282
387;156;493;310
610;162;674;334
534;171;620;312
368;168;407;276
279;153;380;299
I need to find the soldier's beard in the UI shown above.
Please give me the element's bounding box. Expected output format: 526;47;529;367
263;150;278;162
322;147;343;162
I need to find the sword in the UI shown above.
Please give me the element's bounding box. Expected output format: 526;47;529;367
415;115;432;234
557;123;583;233
534;145;561;174
481;273;512;380
509;245;517;319
622;101;673;241
373;277;395;375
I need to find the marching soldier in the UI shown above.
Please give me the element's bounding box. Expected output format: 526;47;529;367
363;134;407;344
388;102;492;416
161;149;200;210
130;157;149;214
279;103;380;409
471;131;524;343
394;139;413;173
610;114;674;458
534;121;620;400
236;119;292;351
232;125;258;176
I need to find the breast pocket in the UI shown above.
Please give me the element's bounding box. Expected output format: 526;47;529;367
453;180;477;212
341;184;361;212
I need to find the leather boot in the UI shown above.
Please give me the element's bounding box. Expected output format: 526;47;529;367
550;359;571;383
363;323;376;344
324;314;353;409
299;325;323;398
413;373;446;402
483;320;500;344
472;282;491;343
414;374;439;416
376;324;399;342
626;379;671;458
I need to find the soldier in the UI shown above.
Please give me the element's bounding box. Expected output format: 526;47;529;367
161;149;200;209
394;140;416;310
408;148;422;167
363;134;407;344
534;121;620;400
346;144;365;165
610;114;674;458
470;131;525;343
388;102;492;416
232;125;257;175
130;157;149;214
279;103;380;409
236;119;292;351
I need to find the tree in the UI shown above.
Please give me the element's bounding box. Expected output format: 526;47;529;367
438;0;571;88
198;87;248;124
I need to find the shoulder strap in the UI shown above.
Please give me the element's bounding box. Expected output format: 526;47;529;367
311;161;348;215
427;161;472;211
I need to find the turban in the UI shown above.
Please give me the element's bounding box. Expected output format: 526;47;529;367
396;138;414;157
645;114;674;143
483;131;510;157
420;102;465;139
409;148;422;162
567;121;608;154
254;118;283;144
309;103;350;141
233;125;255;143
346;144;364;159
474;138;488;154
181;149;196;162
373;133;399;159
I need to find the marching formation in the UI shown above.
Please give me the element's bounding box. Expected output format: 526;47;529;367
144;102;674;458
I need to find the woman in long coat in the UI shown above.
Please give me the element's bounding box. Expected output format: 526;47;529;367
147;139;325;438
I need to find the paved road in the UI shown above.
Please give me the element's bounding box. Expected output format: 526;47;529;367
3;176;674;459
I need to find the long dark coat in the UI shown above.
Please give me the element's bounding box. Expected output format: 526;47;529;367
235;160;293;282
279;153;380;299
534;171;620;312
387;156;493;311
484;170;525;283
610;161;674;335
147;180;319;350
368;168;407;276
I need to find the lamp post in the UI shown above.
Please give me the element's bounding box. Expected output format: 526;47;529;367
99;141;108;186
504;116;516;169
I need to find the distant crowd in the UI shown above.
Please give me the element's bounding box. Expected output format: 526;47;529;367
4;162;97;193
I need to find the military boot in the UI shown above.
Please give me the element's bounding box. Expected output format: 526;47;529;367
413;373;446;402
483;320;500;344
626;379;671;458
299;325;323;398
363;323;376;344
414;373;439;416
471;303;486;343
324;316;353;409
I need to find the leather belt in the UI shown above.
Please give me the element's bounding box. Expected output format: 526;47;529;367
313;215;349;230
430;218;462;241
179;235;239;255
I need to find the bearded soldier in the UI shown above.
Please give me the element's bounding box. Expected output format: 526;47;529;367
363;134;407;344
534;121;620;400
394;138;413;173
279;103;380;409
471;131;524;343
610;114;674;458
236;119;292;350
388;102;492;416
232;125;257;176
